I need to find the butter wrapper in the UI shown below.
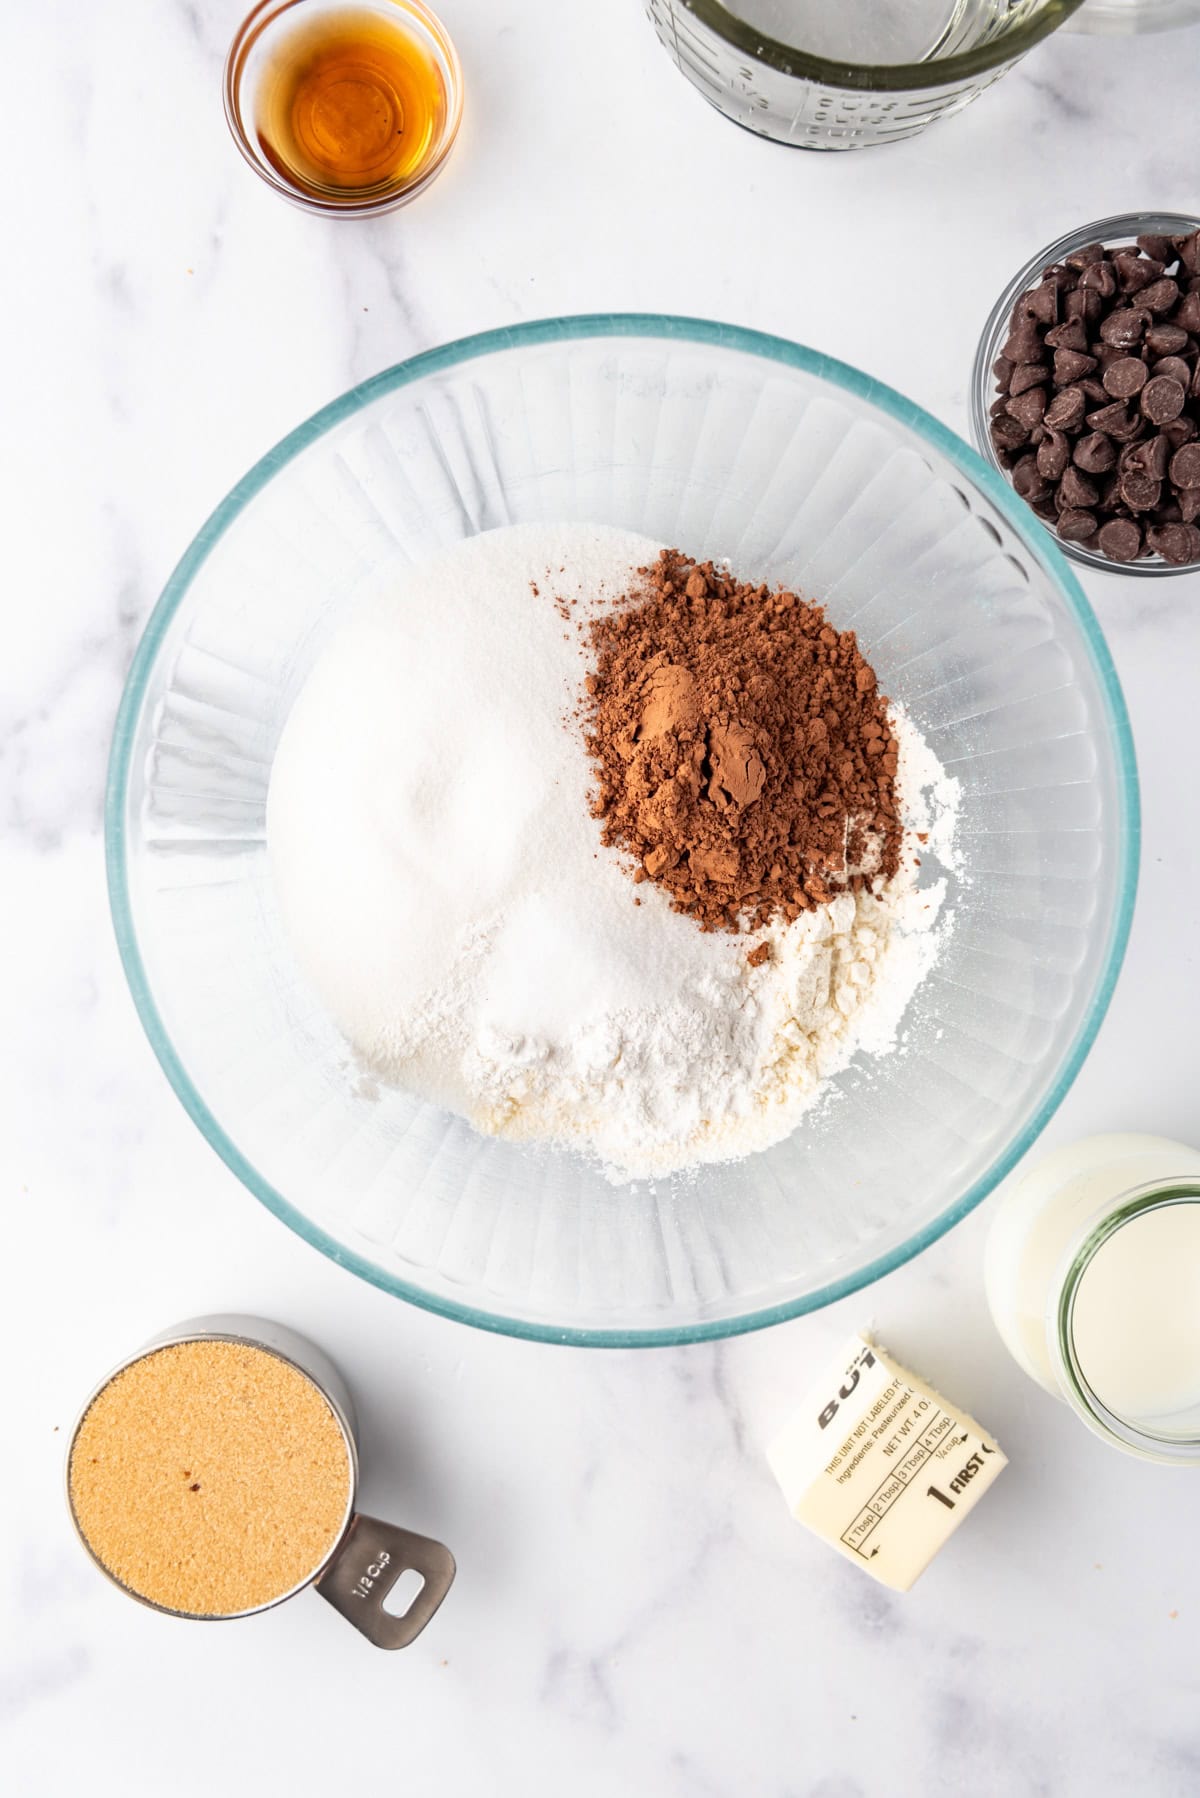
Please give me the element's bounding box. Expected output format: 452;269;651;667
766;1333;1007;1592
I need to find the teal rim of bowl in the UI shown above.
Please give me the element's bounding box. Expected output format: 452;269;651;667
105;313;1140;1349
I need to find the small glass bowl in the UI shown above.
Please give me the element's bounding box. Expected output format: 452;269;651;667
970;211;1200;578
224;0;463;218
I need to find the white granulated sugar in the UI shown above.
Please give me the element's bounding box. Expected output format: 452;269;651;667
268;522;959;1183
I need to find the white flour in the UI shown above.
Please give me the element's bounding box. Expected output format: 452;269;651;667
267;523;959;1182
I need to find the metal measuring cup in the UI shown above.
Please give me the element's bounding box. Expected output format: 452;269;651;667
65;1314;455;1649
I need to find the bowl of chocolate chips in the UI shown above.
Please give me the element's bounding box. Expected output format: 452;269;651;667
971;212;1200;573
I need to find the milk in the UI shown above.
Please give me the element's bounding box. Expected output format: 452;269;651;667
985;1134;1200;1429
1071;1203;1200;1428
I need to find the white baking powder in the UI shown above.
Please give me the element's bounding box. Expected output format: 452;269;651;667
267;523;958;1182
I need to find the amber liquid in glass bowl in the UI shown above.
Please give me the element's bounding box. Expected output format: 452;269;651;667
253;5;449;201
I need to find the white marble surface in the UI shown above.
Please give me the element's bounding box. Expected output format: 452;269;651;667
5;3;1200;1793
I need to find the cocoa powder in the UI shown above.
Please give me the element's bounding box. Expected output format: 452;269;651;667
582;550;900;932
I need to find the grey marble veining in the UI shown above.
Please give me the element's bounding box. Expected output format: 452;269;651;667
4;3;1200;1794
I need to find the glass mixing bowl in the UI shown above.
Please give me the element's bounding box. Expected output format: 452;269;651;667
107;316;1138;1346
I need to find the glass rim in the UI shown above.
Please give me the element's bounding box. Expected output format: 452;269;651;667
671;0;1085;92
222;0;464;218
65;1329;360;1617
969;209;1200;579
1052;1182;1200;1463
104;311;1140;1349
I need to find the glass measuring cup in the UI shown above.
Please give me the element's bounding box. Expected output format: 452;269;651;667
1064;0;1200;30
644;0;1084;148
66;1315;455;1647
986;1138;1200;1464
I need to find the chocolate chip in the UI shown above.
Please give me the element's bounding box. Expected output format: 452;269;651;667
990;234;1200;562
1054;348;1097;384
1102;357;1148;398
1097;517;1143;562
1140;278;1181;316
1056;508;1098;541
1170;442;1200;488
1044;318;1089;352
1002;327;1043;365
1079;260;1117;298
1163;416;1197;449
1037;428;1072;480
1173;232;1200;276
1138;434;1171;479
1141;376;1186;423
1065;288;1103;326
1102;399;1146;440
1045;385;1088;430
1145;323;1189;355
1021;282;1060;325
1173;291;1200;334
1151;357;1192;389
1099;308;1149;348
1007;387;1048;429
1058;465;1099;509
1012;455;1050;501
1009;362;1049;396
1074;432;1117;473
991;414;1029;451
1114;252;1162;293
1147;522;1200;563
1098;470;1124;509
1086;401;1142;442
1119;471;1162;512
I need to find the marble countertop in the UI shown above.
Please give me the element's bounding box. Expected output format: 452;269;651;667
6;3;1200;1793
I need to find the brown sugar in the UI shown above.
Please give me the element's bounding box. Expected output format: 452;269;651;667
68;1340;353;1617
582;549;901;931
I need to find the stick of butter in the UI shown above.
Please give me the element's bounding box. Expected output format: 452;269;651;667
766;1333;1007;1592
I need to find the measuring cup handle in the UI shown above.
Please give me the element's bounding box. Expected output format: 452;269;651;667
315;1514;456;1649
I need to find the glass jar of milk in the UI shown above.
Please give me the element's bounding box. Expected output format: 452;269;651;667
985;1135;1200;1463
